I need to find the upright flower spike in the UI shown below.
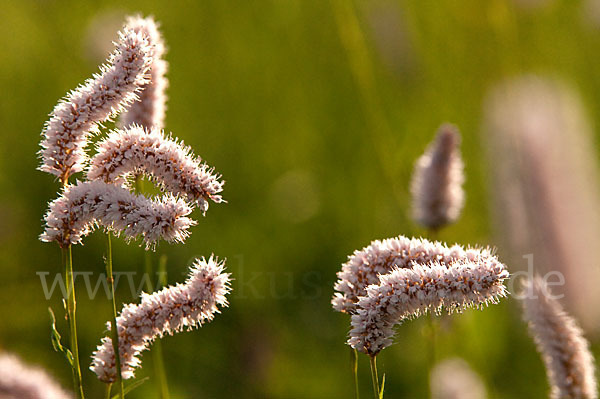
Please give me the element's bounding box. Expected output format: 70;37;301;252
39;26;154;184
90;257;231;383
119;15;168;131
410;124;465;230
484;76;600;332
348;259;509;355
332;235;499;314
40;180;196;249
0;353;72;399
521;277;598;399
87;125;224;212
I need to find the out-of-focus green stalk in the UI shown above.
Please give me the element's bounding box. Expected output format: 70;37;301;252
137;175;170;399
62;245;85;399
351;348;360;399
369;355;380;399
106;233;125;399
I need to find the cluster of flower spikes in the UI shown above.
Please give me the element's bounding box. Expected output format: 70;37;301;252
332;235;509;356
38;15;232;384
39;16;224;250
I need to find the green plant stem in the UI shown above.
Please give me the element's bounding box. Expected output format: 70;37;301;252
62;245;84;399
105;383;112;399
144;251;170;399
369;355;380;399
351;348;360;399
106;233;125;399
137;176;170;399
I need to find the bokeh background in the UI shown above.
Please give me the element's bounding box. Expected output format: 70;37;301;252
1;0;600;397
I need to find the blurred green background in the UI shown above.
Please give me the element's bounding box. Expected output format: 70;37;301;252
1;0;599;397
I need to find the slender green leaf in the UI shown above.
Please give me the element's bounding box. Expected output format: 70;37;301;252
111;377;150;399
48;307;74;366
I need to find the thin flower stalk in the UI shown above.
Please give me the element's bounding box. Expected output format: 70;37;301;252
63;246;84;399
348;260;509;356
521;277;598;399
410;124;465;231
39;27;153;184
105;233;124;399
119;15;168;131
40;180;196;250
332;235;499;314
88;125;224;212
0;353;73;399
90;257;231;383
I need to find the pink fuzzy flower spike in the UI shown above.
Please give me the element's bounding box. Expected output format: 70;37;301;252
332;235;499;314
348;258;509;356
0;353;72;399
88;125;224;212
91;256;231;383
119;15;168;131
410;124;465;230
40;180;195;250
522;276;598;399
39;26;153;184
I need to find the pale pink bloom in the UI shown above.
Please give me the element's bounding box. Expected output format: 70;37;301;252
40;180;195;249
410;124;465;230
332;235;498;314
119;15;168;131
484;76;600;332
91;257;231;383
522;277;598;399
430;358;487;399
0;353;72;399
87;125;224;212
39;27;153;184
348;260;508;355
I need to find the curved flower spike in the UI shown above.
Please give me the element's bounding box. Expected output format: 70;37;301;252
91;256;231;383
0;353;72;399
119;15;168;131
39;27;153;184
348;259;509;355
87;125;224;212
40;180;195;250
522;277;598;399
410;124;465;230
332;235;498;314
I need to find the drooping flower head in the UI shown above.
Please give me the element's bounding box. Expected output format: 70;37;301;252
332;235;499;314
87;125;224;212
348;259;508;355
0;353;72;399
410;124;465;230
40;180;195;249
119;15;168;131
521;276;598;399
91;256;231;383
39;26;153;184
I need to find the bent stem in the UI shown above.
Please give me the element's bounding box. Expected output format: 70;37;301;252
351;348;360;399
62;245;84;399
105;383;113;399
106;233;125;399
369;355;380;399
